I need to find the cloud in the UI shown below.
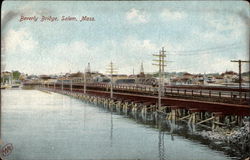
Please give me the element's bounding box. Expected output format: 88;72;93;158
50;41;90;57
194;55;238;73
122;36;157;53
49;36;158;74
1;11;19;31
126;8;148;24
3;33;246;75
197;12;248;45
161;9;186;21
3;28;38;54
18;2;52;16
44;41;93;73
1;2;52;32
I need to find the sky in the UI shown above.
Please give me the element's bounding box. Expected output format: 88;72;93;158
1;1;249;75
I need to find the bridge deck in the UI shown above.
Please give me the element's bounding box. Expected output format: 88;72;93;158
85;89;250;116
47;82;250;105
32;82;250;116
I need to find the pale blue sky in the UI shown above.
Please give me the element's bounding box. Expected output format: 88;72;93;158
1;1;249;75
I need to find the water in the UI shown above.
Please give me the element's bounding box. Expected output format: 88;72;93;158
1;89;234;160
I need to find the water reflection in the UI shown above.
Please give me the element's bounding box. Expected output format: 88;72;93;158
83;101;86;130
188;122;196;133
158;122;167;160
171;133;174;141
110;109;113;147
1;90;235;160
128;109;236;160
169;120;176;134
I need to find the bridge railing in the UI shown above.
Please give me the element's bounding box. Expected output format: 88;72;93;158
45;82;250;102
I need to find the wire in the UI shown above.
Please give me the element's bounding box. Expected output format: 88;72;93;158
166;43;243;55
168;43;241;52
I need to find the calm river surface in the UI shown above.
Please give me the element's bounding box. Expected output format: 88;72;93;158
1;89;234;160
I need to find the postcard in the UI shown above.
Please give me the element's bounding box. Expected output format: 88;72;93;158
1;1;249;160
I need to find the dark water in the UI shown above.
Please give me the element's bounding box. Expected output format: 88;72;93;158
1;89;234;160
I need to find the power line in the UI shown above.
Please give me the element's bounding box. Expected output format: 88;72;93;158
106;61;118;99
153;47;166;109
168;43;241;53
167;43;242;55
84;67;87;94
230;60;250;103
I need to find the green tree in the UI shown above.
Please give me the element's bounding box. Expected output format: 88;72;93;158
12;71;21;80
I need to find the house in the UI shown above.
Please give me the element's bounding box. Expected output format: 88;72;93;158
1;71;12;84
193;74;205;85
242;76;250;83
179;73;194;85
93;74;110;83
69;72;84;83
19;73;28;81
170;77;181;85
214;75;224;84
206;75;216;83
66;71;105;83
221;71;238;83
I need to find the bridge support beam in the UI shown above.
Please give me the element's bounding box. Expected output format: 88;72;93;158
43;88;249;133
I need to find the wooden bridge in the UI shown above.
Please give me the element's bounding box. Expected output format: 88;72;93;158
39;82;250;130
42;82;250;114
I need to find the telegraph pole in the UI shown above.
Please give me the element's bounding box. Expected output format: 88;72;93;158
84;68;87;94
11;71;13;85
84;63;91;94
231;60;250;102
70;79;73;92
161;48;166;97
153;47;166;109
61;78;64;91
106;61;117;99
2;74;5;85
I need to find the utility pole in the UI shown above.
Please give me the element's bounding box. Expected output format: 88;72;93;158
106;61;118;99
140;62;144;75
3;75;4;85
87;62;91;73
83;63;91;94
70;79;73;92
84;68;87;94
230;60;250;102
153;47;166;109
11;71;13;85
61;78;64;91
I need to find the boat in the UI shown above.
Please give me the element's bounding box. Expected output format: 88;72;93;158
1;85;6;89
11;84;20;88
1;84;11;89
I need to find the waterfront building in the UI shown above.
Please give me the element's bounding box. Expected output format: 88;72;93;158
221;71;238;83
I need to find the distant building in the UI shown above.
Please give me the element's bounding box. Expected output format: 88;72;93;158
19;73;26;81
242;76;250;83
115;78;135;84
112;74;130;84
64;71;108;84
178;72;194;85
93;74;110;83
193;74;205;85
135;63;157;86
69;72;84;83
170;77;182;85
1;71;12;84
39;75;50;80
221;71;238;83
214;75;224;84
